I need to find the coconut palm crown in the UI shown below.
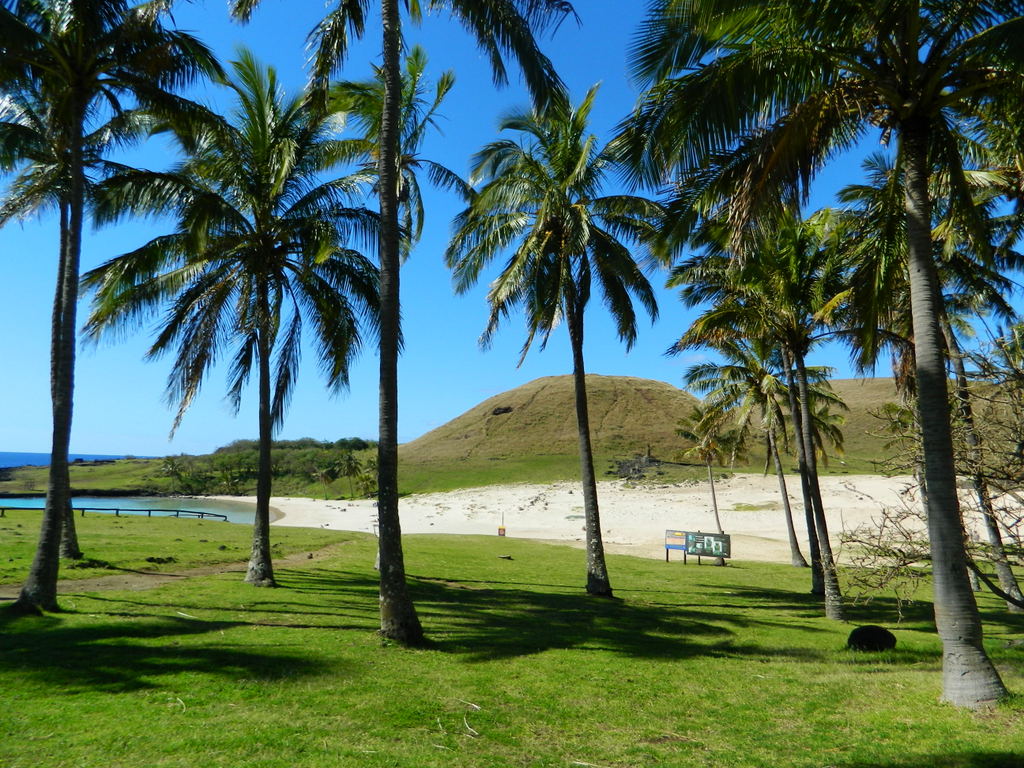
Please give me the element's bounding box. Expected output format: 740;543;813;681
0;0;221;613
447;85;662;596
229;0;576;644
329;44;471;254
83;49;380;588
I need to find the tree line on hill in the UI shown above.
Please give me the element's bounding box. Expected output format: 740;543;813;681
159;438;378;498
3;0;1024;709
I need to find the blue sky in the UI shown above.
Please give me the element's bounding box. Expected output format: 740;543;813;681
0;1;878;457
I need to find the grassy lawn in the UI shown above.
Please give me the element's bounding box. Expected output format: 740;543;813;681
0;509;351;584
1;515;1023;767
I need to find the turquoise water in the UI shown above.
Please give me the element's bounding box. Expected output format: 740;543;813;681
0;496;256;524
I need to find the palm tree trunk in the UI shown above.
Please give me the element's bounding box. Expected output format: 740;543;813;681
706;460;726;566
769;428;808;567
376;0;423;644
245;302;276;587
14;109;87;613
57;200;82;561
942;321;1023;612
901;120;1006;707
567;300;613;596
784;352;824;594
793;351;844;619
706;460;723;533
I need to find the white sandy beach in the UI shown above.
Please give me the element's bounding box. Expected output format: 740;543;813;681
215;473;924;563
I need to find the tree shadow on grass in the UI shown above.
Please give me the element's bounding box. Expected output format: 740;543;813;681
0;608;342;693
722;583;937;628
837;752;1024;768
739;581;1024;634
73;577;382;632
274;567;827;663
703;583;847;619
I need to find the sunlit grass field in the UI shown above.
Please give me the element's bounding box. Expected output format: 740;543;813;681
0;508;350;584
2;512;1022;768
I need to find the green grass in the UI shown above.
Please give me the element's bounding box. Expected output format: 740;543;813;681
731;501;779;511
2;516;1023;768
396;452;711;494
0;455;374;499
1;458;174;494
396;453;582;493
0;508;350;584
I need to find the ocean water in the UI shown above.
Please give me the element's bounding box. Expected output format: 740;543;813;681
0;451;137;469
0;452;254;523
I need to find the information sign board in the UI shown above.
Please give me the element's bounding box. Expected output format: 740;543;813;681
665;530;731;562
665;529;688;550
686;531;731;558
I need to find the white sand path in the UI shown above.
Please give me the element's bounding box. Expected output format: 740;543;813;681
212;473;922;563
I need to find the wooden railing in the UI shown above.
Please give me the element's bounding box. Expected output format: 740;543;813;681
0;506;228;521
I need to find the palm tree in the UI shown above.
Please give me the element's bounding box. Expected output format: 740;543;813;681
622;0;1020;707
839;154;1024;612
0;0;219;613
676;403;744;565
338;451;363;498
0;85;84;563
670;209;849;618
447;86;661;597
329;44;471;256
82;50;380;588
681;338;809;567
230;0;574;644
311;455;342;500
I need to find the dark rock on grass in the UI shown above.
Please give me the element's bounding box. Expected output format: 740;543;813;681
144;556;176;565
66;558;115;570
847;624;897;651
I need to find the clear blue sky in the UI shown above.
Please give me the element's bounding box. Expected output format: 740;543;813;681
0;1;877;457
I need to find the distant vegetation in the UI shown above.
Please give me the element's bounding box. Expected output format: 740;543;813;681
0;438;378;500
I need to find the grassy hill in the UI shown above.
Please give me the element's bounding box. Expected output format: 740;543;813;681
397;374;702;492
826;377;903;472
402;374;702;458
397;374;903;491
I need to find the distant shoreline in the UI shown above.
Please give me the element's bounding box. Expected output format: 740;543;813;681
0;451;148;469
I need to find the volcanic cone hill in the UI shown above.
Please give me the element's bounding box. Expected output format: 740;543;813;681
400;374;701;463
396;375;902;492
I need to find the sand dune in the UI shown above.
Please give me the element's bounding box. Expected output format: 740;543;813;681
216;473;923;563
